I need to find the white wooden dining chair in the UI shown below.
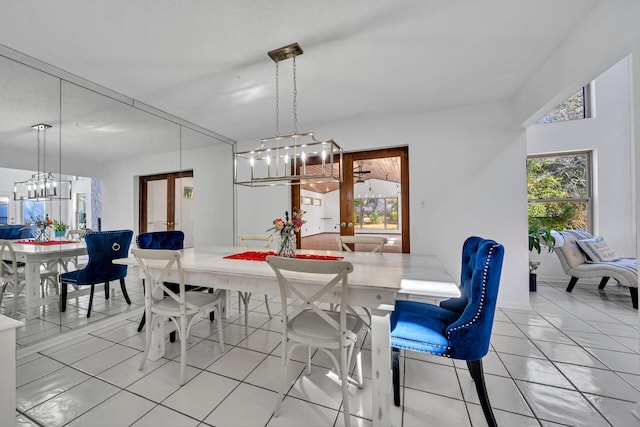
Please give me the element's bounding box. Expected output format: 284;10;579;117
237;233;275;333
59;229;88;273
133;248;225;385
0;239;26;317
266;256;363;427
336;235;387;253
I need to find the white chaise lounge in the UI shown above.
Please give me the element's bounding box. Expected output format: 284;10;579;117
550;230;637;309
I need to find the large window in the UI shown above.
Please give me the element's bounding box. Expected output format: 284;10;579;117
354;197;398;230
535;84;592;124
527;152;592;232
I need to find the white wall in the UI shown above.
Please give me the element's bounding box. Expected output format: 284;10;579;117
527;56;636;282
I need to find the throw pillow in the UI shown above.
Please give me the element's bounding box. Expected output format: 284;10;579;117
576;236;620;263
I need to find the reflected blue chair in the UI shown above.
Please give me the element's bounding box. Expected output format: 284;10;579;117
60;230;133;318
390;236;504;427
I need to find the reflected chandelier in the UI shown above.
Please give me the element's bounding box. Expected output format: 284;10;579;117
234;42;343;187
13;124;72;200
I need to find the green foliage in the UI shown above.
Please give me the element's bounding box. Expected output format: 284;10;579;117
528;220;555;254
527;155;588;231
53;219;67;231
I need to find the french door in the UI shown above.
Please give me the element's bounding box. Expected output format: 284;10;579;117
293;147;410;253
139;170;194;247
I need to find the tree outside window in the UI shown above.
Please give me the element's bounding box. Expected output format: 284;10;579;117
527;152;591;232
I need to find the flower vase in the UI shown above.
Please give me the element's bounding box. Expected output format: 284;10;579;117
34;226;51;243
278;233;297;258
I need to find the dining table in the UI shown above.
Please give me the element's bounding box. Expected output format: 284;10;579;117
115;245;459;427
6;239;87;320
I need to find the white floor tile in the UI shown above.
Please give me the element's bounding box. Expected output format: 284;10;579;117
130;404;200;427
25;377;119;426
65;390;156;426
126;360;200;403
401;388;471;426
556;362;640;401
206;346;266;380
162;370;239;420
516;381;609;426
402;359;463;400
203;382;277;426
16;366;90;411
500;353;573;389
266;395;338;427
459;373;533;416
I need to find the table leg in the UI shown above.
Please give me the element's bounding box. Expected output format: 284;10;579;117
24;261;41;320
370;307;393;427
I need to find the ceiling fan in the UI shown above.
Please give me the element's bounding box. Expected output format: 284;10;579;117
353;164;371;183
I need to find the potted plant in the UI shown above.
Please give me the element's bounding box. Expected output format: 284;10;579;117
53;219;68;238
528;220;556;291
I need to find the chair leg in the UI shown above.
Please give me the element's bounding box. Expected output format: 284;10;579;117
264;294;272;318
598;277;610;289
104;281;110;300
215;305;225;352
61;282;67;312
467;359;497;427
179;319;187;386
119;278;131;305
138;310;154;372
566;276;579;292
392;347;401;407
87;284;95;318
340;341;351;427
630;287;638;309
137;311;146;332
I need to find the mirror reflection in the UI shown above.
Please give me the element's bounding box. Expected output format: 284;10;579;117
0;49;223;351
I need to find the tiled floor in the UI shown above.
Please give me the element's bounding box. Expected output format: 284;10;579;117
14;277;640;426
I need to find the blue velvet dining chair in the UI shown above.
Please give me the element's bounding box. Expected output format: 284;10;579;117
59;230;133;318
390;236;504;427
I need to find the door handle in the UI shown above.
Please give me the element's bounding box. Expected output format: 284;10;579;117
341;222;346;228
348;222;353;228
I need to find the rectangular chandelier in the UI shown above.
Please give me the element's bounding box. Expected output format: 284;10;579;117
13;171;72;200
233;133;343;187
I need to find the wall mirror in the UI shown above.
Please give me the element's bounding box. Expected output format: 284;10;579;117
0;47;221;352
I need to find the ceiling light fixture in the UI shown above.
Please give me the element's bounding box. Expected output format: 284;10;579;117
13;124;72;200
234;42;343;187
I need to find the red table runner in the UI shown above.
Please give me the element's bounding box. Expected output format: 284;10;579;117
224;250;343;262
15;240;78;246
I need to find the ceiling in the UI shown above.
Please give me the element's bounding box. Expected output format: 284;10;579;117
0;1;600;154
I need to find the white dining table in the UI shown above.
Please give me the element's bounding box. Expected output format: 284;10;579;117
7;240;87;320
116;246;458;427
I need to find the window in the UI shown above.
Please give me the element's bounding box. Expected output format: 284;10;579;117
527;152;591;232
354;197;398;230
535;84;592;124
0;196;8;225
24;200;45;223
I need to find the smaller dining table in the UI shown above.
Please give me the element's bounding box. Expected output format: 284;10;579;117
7;239;87;320
116;245;459;427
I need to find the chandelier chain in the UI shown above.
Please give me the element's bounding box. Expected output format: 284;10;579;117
275;60;280;137
293;56;298;134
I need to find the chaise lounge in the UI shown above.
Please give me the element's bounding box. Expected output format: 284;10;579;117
550;230;637;309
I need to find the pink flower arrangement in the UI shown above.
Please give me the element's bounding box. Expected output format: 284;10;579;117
270;207;306;237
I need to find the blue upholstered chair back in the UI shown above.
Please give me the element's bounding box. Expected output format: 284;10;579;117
72;230;133;285
439;236;504;360
136;231;184;250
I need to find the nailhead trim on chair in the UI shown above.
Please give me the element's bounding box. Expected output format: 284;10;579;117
446;244;497;339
